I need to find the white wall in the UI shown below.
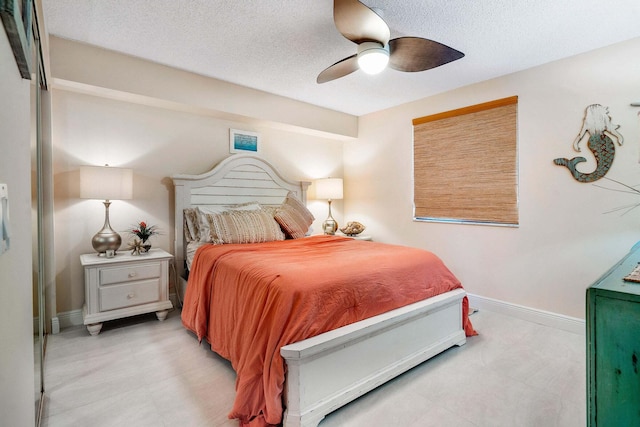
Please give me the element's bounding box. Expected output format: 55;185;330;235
346;37;640;319
50;34;640;321
0;27;36;427
50;41;349;314
49;37;358;140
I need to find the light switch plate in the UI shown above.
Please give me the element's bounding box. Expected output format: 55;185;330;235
0;183;10;255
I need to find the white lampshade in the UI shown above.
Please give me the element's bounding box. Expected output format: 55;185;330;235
357;42;389;75
315;178;343;200
80;166;133;201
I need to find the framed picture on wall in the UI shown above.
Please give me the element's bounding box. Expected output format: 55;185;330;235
229;129;260;154
0;0;32;79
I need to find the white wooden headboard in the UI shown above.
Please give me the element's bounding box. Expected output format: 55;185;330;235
172;154;310;283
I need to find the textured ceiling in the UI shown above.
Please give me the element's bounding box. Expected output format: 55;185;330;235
42;0;640;116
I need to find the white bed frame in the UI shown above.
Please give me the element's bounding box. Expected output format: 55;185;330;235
172;155;467;427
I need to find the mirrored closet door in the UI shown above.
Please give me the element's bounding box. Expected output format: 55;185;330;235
30;1;51;425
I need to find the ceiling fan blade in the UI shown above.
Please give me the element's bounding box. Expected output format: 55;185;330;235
317;54;359;84
333;0;390;45
389;37;464;72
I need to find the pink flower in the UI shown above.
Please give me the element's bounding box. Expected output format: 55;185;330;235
130;221;159;243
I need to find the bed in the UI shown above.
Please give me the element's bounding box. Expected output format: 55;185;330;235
172;154;475;427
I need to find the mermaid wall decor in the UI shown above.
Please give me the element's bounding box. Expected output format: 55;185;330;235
554;104;624;182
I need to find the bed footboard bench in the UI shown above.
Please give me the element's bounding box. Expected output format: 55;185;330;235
280;288;467;427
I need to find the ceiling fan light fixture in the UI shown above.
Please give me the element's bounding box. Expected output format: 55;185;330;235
357;42;389;75
318;1;464;83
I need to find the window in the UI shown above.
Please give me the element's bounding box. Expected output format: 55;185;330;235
413;96;518;226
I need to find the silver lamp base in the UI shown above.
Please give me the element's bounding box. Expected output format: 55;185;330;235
322;218;338;235
92;201;122;255
323;200;338;235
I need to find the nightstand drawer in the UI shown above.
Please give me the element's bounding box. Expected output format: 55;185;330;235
99;279;160;311
99;262;161;285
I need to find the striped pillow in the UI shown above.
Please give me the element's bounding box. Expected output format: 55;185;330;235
207;209;285;244
197;202;261;242
274;192;315;239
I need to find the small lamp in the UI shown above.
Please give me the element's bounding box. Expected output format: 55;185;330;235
80;165;133;255
315;178;343;235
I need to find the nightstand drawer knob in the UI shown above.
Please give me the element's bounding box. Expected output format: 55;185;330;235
127;293;135;299
128;272;137;278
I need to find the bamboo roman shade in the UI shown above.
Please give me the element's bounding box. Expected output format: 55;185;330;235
413;96;518;225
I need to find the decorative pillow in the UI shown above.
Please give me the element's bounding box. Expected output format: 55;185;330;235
260;205;279;217
196;202;261;242
274;192;315;239
183;208;200;242
196;206;225;242
207;209;285;244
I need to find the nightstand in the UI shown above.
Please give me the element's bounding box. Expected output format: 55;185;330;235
80;248;173;335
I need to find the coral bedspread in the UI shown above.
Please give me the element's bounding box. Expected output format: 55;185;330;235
181;235;475;427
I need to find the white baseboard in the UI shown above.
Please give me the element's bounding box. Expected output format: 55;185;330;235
467;294;585;335
57;309;84;329
56;294;584;335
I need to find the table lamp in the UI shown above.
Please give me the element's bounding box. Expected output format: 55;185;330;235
80;165;133;255
315;178;343;235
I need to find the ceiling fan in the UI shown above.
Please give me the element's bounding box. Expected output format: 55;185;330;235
317;0;465;84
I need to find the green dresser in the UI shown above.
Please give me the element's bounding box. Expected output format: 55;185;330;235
587;242;640;426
